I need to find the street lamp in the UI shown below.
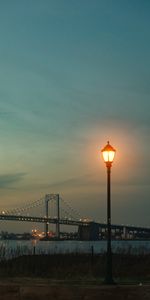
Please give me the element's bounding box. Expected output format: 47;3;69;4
101;141;116;284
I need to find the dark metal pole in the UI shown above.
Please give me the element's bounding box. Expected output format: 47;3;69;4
104;163;114;284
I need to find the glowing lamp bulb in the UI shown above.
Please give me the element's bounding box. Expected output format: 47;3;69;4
101;141;116;164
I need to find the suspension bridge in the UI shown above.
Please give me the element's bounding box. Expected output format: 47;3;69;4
0;194;150;240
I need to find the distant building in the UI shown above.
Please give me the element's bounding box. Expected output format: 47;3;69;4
78;222;99;241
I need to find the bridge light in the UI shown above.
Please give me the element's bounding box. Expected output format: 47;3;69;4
101;141;116;165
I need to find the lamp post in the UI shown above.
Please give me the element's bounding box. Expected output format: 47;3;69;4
101;141;116;284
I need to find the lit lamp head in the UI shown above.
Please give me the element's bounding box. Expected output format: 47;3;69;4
101;141;116;167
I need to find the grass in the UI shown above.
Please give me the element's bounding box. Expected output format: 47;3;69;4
0;252;149;284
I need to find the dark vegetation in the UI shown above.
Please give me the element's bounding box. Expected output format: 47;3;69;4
0;253;149;283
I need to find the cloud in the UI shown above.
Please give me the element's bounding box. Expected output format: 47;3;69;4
47;167;150;191
48;173;97;189
0;173;26;189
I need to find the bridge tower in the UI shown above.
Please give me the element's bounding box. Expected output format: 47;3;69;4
44;194;60;239
45;194;50;238
56;194;60;239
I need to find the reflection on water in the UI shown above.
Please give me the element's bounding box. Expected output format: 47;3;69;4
0;240;149;260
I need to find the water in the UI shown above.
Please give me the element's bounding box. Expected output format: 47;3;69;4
0;240;149;260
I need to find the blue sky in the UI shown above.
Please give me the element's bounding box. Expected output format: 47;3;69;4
0;0;150;231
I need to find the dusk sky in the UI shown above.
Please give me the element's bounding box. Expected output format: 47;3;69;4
0;0;150;232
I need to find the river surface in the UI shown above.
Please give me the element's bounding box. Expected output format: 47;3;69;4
0;240;150;260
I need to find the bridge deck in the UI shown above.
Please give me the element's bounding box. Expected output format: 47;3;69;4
0;214;149;233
